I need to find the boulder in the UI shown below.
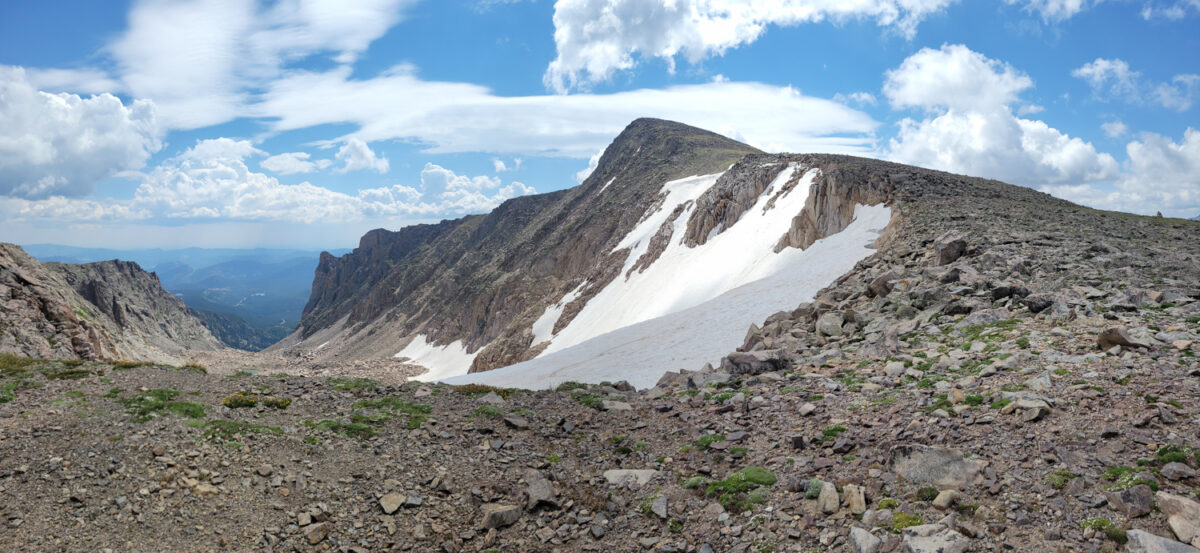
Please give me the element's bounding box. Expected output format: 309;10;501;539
1126;530;1200;553
889;445;986;489
1157;491;1200;548
844;484;867;515
902;523;970;553
817;311;845;337
1097;327;1151;350
818;481;839;514
603;469;659;486
933;231;967;266
868;270;901;298
850;527;882;553
1107;484;1154;518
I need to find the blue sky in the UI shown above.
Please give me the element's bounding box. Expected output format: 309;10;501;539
1;0;1197;249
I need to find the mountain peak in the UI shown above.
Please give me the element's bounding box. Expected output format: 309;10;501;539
585;118;761;189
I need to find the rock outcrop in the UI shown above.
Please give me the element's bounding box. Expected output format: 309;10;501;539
0;243;222;362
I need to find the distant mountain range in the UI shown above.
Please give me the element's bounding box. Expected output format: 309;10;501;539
22;244;349;351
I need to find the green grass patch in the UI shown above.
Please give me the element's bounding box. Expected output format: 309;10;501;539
178;363;208;374
571;391;605;410
891;512;925;533
555;381;588;392
821;425;847;443
470;404;502;420
989;398;1011;410
704;466;776;512
694;434;726;450
304;419;377;439
328;376;377;392
1081;518;1127;544
118;388;206;422
354;396;432;429
112;360;154;370
1046;469;1077;490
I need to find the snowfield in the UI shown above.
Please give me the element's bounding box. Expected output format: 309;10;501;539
395;335;475;382
433;165;892;389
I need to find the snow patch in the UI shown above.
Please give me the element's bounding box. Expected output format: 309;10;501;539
598;177;616;194
443;203;891;390
543;165;802;355
530;283;586;344
394;335;476;382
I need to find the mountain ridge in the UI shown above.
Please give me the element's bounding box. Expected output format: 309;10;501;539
0;244;223;362
277;118;763;371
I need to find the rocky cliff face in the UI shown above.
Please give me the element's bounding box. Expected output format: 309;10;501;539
0;243;223;362
279;118;761;370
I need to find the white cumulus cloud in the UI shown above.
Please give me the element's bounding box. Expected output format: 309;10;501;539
0;67;162;199
542;0;958;93
884;44;1032;112
885;44;1119;187
1102;120;1128;137
1043;128;1200;216
261;152;333;174
1004;0;1092;20
335;138;390;174
1073;58;1198;111
3;138;536;224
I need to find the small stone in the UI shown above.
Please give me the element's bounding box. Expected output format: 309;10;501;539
379;492;404;514
305;522;332;545
297;512;312;526
502;415;529;430
932;490;961;510
477;391;506;405
404;495;423;508
1022;406;1049;422
818;482;839;514
480;503;521;529
799;403;817;416
600;400;632;411
591;525;606;539
651;496;668;519
256;465;273;477
850;527;881;553
845;484;867;515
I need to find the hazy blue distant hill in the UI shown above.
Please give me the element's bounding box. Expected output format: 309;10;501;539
22;244;349;351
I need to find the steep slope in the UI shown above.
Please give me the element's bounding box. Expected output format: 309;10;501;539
277;118;761;370
0;243;223;363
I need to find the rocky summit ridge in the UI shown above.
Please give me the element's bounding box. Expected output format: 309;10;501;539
1;119;1200;553
275;118;762;372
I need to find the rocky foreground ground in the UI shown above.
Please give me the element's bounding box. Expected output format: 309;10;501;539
2;258;1199;553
